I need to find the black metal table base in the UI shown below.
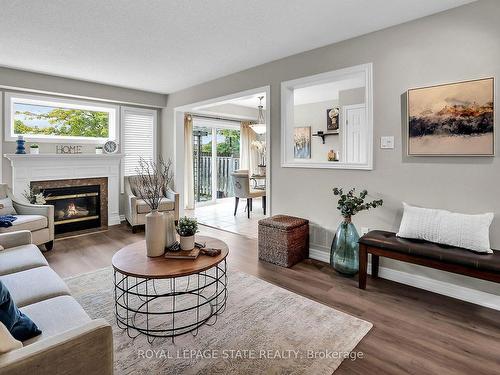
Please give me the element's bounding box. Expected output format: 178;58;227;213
114;259;227;342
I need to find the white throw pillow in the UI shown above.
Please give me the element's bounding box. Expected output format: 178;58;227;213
396;202;494;254
0;321;22;354
0;197;16;216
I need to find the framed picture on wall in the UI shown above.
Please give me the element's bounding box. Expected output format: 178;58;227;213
407;77;494;156
294;126;311;159
327;107;340;131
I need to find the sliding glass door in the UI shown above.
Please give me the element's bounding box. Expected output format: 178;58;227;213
193;119;240;205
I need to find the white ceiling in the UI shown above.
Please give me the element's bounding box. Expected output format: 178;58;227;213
0;0;473;94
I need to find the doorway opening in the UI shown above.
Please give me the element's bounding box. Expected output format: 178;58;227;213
174;87;270;238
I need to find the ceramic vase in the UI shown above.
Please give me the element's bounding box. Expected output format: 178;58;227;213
15;136;26;154
30;148;39;154
330;216;360;276
179;235;195;251
164;211;177;249
145;210;166;257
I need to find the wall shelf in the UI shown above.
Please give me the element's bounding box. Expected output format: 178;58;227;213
312;131;339;144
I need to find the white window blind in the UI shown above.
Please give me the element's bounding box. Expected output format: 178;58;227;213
121;107;156;176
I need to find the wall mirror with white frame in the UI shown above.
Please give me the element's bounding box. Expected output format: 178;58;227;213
281;63;373;170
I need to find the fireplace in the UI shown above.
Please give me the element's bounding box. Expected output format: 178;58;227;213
31;177;108;236
44;185;100;234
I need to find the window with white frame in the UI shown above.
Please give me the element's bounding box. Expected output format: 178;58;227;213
4;92;118;143
121;107;157;176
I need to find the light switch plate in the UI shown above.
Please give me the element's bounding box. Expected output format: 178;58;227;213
381;136;394;149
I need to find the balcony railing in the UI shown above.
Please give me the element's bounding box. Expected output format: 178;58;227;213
194;153;240;202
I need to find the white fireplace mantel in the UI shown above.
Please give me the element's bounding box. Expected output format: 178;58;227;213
4;153;124;226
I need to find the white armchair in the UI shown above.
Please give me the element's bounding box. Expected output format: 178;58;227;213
0;184;54;251
124;176;179;233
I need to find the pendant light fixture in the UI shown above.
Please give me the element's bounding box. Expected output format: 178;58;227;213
250;96;267;134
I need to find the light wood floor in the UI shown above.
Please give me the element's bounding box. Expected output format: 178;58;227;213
44;223;500;375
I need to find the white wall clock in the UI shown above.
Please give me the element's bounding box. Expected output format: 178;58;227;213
103;140;118;154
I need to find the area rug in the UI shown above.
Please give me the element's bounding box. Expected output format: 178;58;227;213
65;267;372;374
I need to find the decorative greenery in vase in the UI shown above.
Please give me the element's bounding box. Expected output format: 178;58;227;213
23;187;46;205
333;187;383;220
177;216;198;251
29;143;39;154
331;187;383;276
251;140;266;166
177;217;198;237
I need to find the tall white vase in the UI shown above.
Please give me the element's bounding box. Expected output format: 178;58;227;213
164;211;177;249
145;210;166;257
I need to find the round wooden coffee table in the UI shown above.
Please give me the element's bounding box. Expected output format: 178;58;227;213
112;236;228;341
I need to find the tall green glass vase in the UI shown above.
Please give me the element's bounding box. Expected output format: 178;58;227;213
330;217;359;276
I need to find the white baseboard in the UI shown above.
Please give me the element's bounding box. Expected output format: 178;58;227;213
119;214;126;222
108;214;122;226
309;247;500;311
309;247;331;263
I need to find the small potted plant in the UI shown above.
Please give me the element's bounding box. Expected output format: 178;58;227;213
30;143;39;154
95;145;103;154
177;217;198;250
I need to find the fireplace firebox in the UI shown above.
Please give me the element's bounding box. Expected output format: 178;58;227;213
42;185;101;234
31;177;108;236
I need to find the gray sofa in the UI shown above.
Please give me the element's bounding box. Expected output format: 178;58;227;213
0;231;113;375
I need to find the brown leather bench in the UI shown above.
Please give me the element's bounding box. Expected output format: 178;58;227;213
358;230;500;289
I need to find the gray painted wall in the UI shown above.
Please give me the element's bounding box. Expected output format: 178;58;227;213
162;0;500;296
294;100;341;161
0;68;166;215
0;67;166;107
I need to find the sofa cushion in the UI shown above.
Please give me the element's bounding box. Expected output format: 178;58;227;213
0;267;70;308
20;295;91;345
137;197;174;214
0;281;41;342
0;321;22;354
0;215;48;234
0;197;16;216
0;244;48;276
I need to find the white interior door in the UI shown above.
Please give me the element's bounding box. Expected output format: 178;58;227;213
343;105;367;164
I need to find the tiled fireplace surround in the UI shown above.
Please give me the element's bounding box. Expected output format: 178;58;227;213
4;154;123;227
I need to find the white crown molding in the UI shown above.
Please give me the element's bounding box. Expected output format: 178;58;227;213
4;153;124;161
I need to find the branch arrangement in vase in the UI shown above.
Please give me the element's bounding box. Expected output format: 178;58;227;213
23;187;46;205
333;187;383;220
134;156;174;211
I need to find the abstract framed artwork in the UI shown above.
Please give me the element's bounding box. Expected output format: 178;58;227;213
293;126;311;159
407;77;494;156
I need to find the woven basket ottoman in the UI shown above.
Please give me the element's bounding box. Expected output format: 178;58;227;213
258;215;309;267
